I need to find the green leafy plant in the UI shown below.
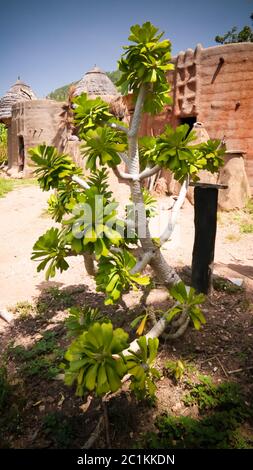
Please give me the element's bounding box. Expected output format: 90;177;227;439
73;93;113;133
165;359;186;382
0;366;10;411
0;124;7;165
31;227;69;280
153;126;224;182
142;379;252;449
86;168;113;200
42;412;74;448
9;331;64;379
63;322;129;396
131;312;149;336
9;301;35;319
240;223;253;234
167;282;206;330
65;306;108;338
117;21;173;114
126;336;160;400
30;22;225;407
80;126;127;171
47;181;82;222
29;145;82;190
215;13;253;44
63;186;124;259
96;250;150;305
183;375;243;411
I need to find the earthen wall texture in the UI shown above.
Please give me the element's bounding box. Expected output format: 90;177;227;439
197;43;253;190
11;100;65;174
138;43;253;191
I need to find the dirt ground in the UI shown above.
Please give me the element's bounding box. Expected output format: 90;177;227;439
0;184;252;310
0;184;253;449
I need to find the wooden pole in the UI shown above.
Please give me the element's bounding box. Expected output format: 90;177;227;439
191;185;218;294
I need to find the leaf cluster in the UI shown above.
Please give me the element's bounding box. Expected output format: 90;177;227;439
151;125;224;181
73;93;113;134
65;305;108;338
165;359;185;382
81;126;127;171
31;227;69;280
29;145;82;191
167;282;206;330
126;336;160;400
63;322;129;396
117;22;173;114
96;249;150;305
63;186;124;259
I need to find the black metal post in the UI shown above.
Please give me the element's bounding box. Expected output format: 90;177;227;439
191;186;218;294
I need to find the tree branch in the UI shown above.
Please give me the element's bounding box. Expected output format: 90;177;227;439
160;177;189;245
81;416;104;449
105;121;129;134
112;166;140;182
0;309;14;323
128;85;147;138
163;317;190;340
72;174;90;189
83;253;96;276
112;166;133;181
139;165;161;180
119;152;130;167
130;250;155;274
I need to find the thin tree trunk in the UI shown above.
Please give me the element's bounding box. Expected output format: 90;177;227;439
83;253;96;276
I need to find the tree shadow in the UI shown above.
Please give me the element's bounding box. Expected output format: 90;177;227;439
227;263;253;280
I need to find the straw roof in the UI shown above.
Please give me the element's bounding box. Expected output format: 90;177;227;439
0;79;37;122
74;66;119;102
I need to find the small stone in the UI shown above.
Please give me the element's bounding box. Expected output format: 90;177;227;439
171;402;181;412
213;367;218;372
39;405;45;412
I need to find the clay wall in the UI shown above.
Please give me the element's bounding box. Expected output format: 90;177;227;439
11;100;65;175
137;42;253;192
197;43;253;190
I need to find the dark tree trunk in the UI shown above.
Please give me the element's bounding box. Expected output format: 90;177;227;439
191;187;218;294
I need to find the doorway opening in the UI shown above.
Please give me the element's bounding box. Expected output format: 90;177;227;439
179;116;196;135
18;136;25;171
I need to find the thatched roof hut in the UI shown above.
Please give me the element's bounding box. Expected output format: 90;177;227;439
0;79;37;124
74;66;119;102
73;66;128;120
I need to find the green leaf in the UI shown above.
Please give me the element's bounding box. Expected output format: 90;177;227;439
169;282;187;303
96;249;150;305
31;227;69;280
29;145;82;191
165;306;182;323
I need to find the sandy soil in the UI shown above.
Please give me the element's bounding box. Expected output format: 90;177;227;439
0;184;253;449
0;184;252;311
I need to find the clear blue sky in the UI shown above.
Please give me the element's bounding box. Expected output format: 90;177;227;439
0;0;252;98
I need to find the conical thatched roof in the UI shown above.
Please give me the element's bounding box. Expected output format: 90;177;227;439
74;66;119;102
0;79;37;122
